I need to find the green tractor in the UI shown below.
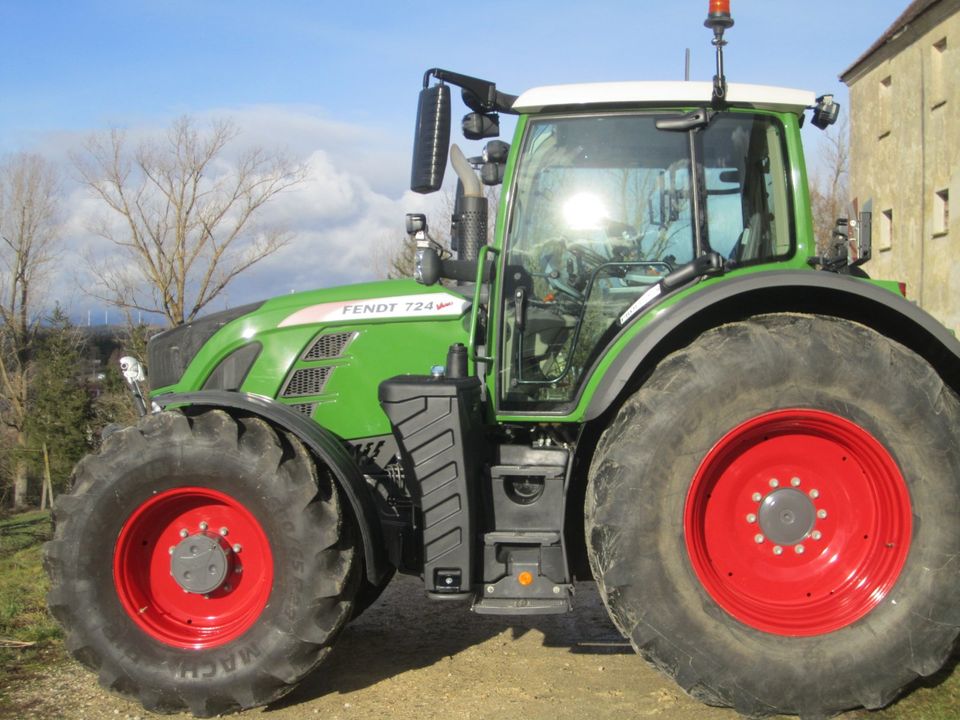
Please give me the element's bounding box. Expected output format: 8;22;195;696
46;3;960;717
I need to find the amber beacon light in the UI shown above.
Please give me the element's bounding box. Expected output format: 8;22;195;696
706;0;734;27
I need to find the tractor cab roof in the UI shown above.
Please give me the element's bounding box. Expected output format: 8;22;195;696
512;81;816;115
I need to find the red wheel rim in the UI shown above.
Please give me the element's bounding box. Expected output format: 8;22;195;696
113;487;273;649
684;409;911;636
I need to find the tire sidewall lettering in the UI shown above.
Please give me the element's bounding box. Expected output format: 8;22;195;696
48;411;358;713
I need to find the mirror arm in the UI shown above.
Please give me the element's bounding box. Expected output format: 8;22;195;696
423;68;518;114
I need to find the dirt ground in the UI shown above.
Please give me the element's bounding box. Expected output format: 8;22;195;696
3;573;790;720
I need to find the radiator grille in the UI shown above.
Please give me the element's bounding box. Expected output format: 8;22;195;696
303;331;356;361
289;402;316;417
281;366;332;398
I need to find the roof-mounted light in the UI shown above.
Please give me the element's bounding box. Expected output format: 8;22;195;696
706;0;733;28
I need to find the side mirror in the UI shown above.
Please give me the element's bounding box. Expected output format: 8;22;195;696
649;170;685;227
852;209;872;267
411;84;451;194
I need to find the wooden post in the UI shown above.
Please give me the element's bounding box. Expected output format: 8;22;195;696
41;443;54;510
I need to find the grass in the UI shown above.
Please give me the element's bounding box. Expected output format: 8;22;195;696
852;659;960;720
0;510;62;695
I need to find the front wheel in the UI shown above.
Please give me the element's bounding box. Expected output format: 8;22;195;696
586;314;960;717
45;410;358;716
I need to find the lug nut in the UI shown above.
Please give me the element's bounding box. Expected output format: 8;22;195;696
754;533;765;544
219;527;229;536
817;509;828;519
746;513;757;523
791;477;801;487
232;543;242;553
773;545;783;555
223;584;232;592
795;544;805;554
769;478;780;488
811;530;822;540
809;489;820;499
168;546;175;555
179;529;189;538
752;492;763;503
234;566;243;574
199;521;208;531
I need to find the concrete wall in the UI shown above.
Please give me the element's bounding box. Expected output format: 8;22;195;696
846;4;959;334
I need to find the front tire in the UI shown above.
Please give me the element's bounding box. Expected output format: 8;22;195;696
45;410;358;716
586;314;960;717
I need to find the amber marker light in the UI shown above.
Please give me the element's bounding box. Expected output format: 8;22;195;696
518;571;534;586
710;0;730;14
705;0;734;29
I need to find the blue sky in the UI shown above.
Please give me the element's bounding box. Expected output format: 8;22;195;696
0;0;910;321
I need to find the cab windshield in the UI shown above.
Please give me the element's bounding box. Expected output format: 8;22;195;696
500;111;793;409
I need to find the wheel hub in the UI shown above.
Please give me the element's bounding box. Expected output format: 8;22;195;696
170;533;232;594
757;488;815;546
114;486;272;649
684;409;912;636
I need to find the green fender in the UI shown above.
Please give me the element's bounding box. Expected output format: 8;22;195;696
154;390;389;584
585;270;960;420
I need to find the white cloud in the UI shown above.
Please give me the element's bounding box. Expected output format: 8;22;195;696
33;105;452;322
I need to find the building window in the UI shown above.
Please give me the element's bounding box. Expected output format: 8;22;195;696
934;189;949;236
879;208;894;251
931;38;947;110
878;76;892;139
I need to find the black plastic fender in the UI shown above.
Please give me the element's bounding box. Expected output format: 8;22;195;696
153;390;388;584
585;270;960;421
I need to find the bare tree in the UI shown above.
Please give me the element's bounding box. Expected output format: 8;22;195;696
0;154;60;508
809;119;850;256
77;116;307;326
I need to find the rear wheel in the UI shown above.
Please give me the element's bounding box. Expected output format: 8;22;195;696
45;410;358;716
586;314;960;717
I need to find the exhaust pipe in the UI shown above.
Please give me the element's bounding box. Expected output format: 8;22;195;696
450;144;487;263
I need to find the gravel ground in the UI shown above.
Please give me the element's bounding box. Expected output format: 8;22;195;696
1;574;785;720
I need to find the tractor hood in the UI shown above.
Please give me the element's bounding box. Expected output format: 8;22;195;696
148;278;472;440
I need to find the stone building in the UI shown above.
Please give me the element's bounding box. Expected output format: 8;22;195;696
841;0;959;333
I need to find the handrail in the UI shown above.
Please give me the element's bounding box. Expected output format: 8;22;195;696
468;244;500;364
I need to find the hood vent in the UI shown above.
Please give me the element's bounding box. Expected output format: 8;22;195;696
281;366;332;398
303;331;357;361
289;402;316;417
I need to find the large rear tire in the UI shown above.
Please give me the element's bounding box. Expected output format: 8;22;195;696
45;409;358;717
586;314;960;717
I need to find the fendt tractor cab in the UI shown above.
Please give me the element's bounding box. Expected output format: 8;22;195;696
47;3;960;718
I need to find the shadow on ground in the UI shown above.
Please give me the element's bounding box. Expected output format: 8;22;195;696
274;573;632;709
